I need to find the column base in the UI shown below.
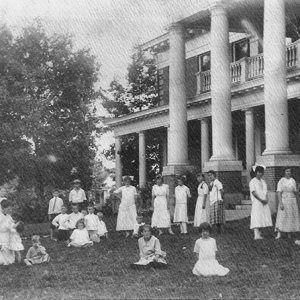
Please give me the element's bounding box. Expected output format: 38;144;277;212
203;160;244;207
256;154;300;213
162;164;198;219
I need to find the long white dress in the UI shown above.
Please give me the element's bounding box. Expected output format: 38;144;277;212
0;213;15;265
194;182;209;227
115;185;137;231
151;184;171;228
275;177;300;232
174;185;191;223
68;228;93;247
192;237;229;276
249;177;272;229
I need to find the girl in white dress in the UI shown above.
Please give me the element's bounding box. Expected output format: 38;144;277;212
194;174;209;227
249;165;272;240
193;222;229;277
9;219;24;263
131;224;167;269
0;200;16;265
151;175;174;235
113;176;137;238
174;177;191;234
275;168;300;239
68;220;93;247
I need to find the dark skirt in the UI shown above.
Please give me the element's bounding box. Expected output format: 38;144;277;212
210;201;225;225
57;230;70;241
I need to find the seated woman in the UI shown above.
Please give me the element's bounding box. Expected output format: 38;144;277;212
131;224;167;269
68;220;93;248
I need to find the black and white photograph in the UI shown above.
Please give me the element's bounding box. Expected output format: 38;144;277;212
1;0;300;299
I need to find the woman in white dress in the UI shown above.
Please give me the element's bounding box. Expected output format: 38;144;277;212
194;173;209;227
113;176;137;238
174;177;191;234
193;222;229;276
249;165;272;240
151;175;174;235
275;168;300;239
0;199;15;265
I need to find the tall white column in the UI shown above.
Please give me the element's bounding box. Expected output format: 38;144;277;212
162;128;168;167
168;23;188;165
245;109;255;173
115;136;122;188
201;118;209;170
138;131;146;188
210;1;234;161
263;0;291;155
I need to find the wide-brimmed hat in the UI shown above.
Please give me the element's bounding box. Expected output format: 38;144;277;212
73;179;81;184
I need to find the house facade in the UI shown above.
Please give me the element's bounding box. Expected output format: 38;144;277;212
107;0;300;213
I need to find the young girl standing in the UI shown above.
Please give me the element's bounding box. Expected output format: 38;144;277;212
174;177;191;234
249;165;272;240
113;176;137;238
194;173;209;227
131;224;167;269
9;220;24;263
192;222;229;276
151;175;174;235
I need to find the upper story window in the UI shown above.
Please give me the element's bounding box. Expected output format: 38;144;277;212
198;51;211;72
232;39;250;61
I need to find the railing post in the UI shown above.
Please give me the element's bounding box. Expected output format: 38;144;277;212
240;57;248;83
195;71;201;94
296;41;300;68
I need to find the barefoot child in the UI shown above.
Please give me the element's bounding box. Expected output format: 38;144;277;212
131;224;167;269
9;220;25;263
174;177;191;234
96;212;108;239
24;235;50;266
68;220;93;247
48;190;64;240
192;222;229;276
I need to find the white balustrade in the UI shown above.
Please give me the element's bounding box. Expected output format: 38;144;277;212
195;39;300;94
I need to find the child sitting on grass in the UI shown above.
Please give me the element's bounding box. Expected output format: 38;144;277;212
52;206;70;241
9;219;25;263
131;224;167;269
84;205;100;243
132;214;145;238
192;222;229;277
68;220;93;248
96;212;108;239
24;235;50;266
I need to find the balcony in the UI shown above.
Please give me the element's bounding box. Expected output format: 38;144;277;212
195;39;300;94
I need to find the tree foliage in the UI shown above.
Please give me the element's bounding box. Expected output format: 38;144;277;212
0;23;99;198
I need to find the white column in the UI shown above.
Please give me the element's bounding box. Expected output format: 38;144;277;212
263;0;291;155
138;131;146;188
115;136;122;188
245;109;255;173
162;128;168;167
168;23;188;165
201;118;209;170
210;1;235;161
255;126;262;157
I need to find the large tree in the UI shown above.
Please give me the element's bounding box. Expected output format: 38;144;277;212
102;46;162;183
0;23;99;198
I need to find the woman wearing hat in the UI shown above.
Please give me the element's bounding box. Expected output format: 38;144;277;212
69;179;87;211
249;165;272;240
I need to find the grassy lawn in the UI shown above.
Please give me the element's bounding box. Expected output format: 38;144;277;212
1;217;300;299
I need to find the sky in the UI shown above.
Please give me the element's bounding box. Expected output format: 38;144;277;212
0;0;206;168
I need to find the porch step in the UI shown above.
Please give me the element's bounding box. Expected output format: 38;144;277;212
225;209;251;221
235;204;252;210
241;200;252;205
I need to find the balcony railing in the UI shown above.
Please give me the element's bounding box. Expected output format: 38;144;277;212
195;39;300;94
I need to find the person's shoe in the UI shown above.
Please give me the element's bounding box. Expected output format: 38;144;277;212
254;236;263;240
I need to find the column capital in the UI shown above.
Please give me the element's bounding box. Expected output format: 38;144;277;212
168;22;184;34
138;130;145;135
210;0;226;14
242;108;254;114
